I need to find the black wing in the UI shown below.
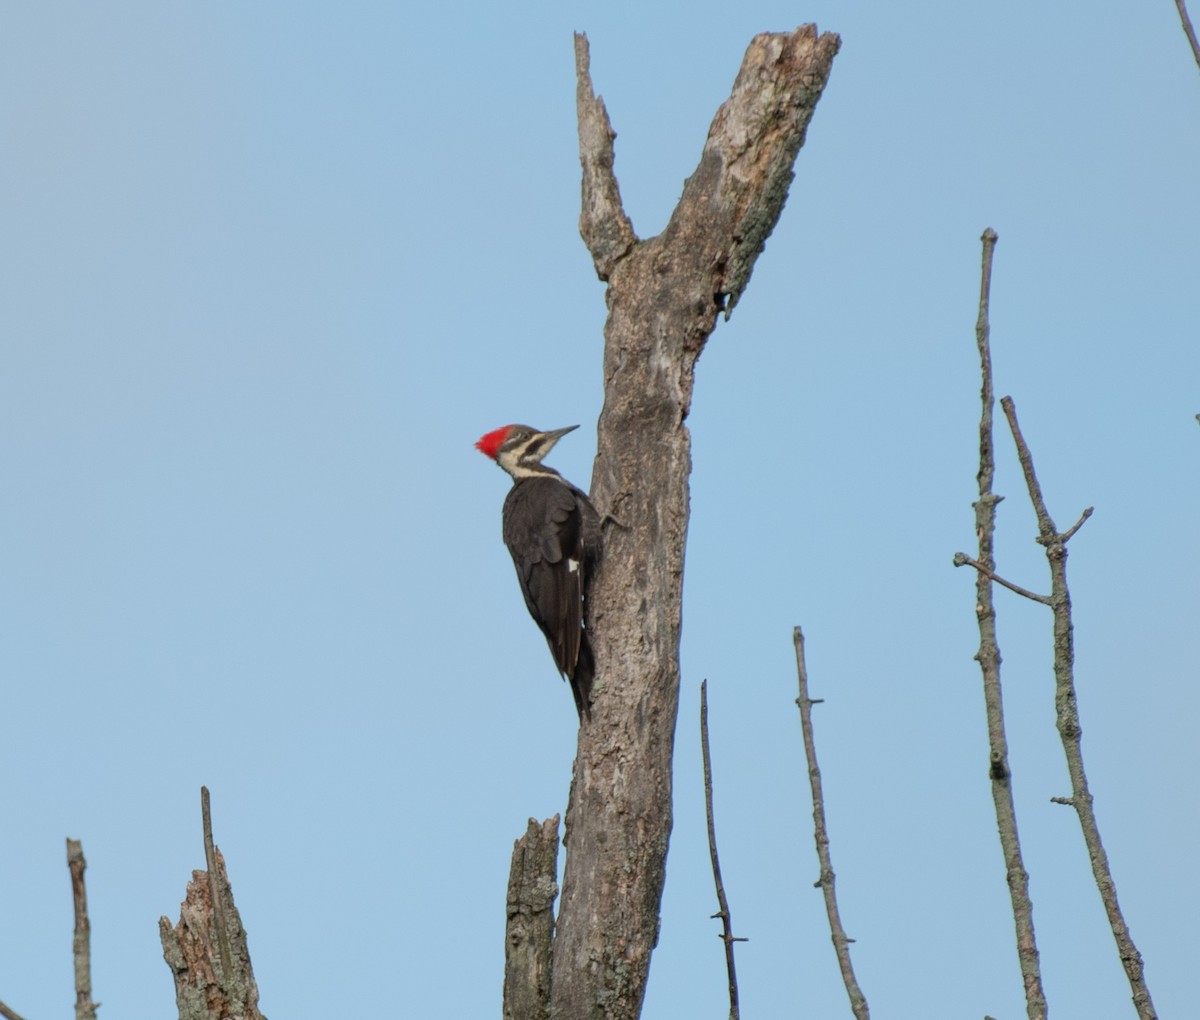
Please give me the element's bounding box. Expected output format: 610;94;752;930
502;477;587;681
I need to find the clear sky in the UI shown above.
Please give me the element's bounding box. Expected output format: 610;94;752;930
2;3;1196;1018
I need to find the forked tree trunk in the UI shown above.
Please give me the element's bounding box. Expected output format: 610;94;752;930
546;27;839;1020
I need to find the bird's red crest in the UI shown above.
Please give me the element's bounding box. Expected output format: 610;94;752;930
475;425;514;460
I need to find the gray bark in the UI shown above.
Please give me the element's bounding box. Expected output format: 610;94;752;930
160;790;263;1020
503;816;560;1020
67;839;98;1020
549;27;840;1020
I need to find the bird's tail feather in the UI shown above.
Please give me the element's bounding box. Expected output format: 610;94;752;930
570;639;595;721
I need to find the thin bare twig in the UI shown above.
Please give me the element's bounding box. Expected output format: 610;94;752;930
953;552;1050;605
700;680;744;1020
1175;0;1200;72
0;1000;29;1020
792;628;869;1020
1000;396;1157;1020
966;229;1047;1020
201;786;233;981
67;839;98;1020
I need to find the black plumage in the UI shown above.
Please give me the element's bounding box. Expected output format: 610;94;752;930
503;475;599;715
477;424;601;718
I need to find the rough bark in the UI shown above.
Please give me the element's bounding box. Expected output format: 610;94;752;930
964;231;1047;1019
999;398;1156;1020
160;790;263;1020
549;28;839;1020
67;839;99;1020
160;850;262;1020
503;816;560;1020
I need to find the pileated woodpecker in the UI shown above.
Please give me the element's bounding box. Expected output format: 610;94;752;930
476;423;601;718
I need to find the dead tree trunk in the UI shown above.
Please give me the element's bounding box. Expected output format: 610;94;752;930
549;27;839;1019
160;788;263;1020
503;817;560;1020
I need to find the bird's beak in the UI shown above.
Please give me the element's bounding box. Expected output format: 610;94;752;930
540;424;580;448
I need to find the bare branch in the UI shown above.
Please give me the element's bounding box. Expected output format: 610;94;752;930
966;230;1048;1020
953;552;1051;605
574;33;637;280
700;681;745;1020
3;842;100;1020
1000;397;1158;1020
976;227;999;496
1059;506;1094;544
793;627;869;1020
676;28;842;318
998;398;1055;543
503;817;559;1020
1175;0;1200;73
67;838;98;1020
0;1000;29;1020
201;786;233;980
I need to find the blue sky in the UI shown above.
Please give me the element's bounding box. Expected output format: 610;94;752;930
1;2;1196;1017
